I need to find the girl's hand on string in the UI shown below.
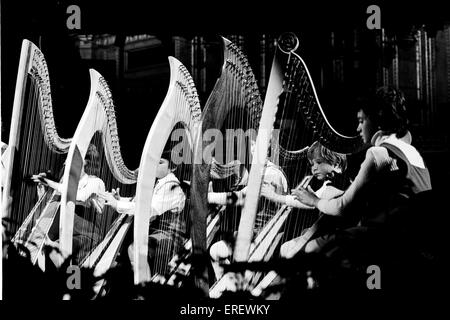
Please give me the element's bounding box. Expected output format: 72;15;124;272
36;183;47;198
92;199;103;214
292;186;319;207
32;173;49;198
31;172;48;186
111;188;122;200
99;191;118;210
260;182;277;199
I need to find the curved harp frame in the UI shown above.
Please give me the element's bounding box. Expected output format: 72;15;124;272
2;39;71;219
211;33;366;299
249;36;365;294
59;69;137;262
1;38;72;300
234;32;363;265
189;36;263;294
208;35;286;298
232;38;286;264
2;40;76;272
133;56;202;285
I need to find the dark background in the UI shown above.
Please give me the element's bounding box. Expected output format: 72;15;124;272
2;0;449;192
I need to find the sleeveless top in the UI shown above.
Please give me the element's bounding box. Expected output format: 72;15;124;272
362;135;432;230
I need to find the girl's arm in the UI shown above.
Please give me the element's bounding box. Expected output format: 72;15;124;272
261;182;314;209
151;182;186;216
116;199;135;215
32;173;106;203
208;187;246;206
100;191;135;215
75;177;105;202
31;173;63;193
294;147;380;216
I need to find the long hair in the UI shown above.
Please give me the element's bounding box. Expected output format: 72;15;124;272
361;86;409;138
84;144;100;176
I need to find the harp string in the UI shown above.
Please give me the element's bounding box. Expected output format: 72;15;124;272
78;123;136;267
151;95;190;277
7;41;71;266
61;71;137;268
140;60;200;283
248;51;321;267
278;55;316;244
243;36;360;294
198;38;264;294
221;39;262;238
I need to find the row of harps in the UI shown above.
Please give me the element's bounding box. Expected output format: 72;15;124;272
1;34;363;299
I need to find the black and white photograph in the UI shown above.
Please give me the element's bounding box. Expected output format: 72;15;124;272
1;0;448;315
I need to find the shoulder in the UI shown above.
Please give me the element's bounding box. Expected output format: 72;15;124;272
366;145;389;159
264;164;286;183
166;173;181;184
87;175;105;188
264;162;288;191
365;146;391;170
381;137;426;169
160;173;183;190
264;162;286;178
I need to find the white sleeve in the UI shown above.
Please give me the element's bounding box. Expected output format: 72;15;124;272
263;166;288;194
151;182;186;216
76;177;105;202
285;195;314;209
317;148;378;216
370;146;392;171
208;192;228;205
117;199;135;215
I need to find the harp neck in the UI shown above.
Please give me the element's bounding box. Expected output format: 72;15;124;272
201;37;263;130
286;50;363;154
233;35;288;263
94;74;137;183
234;33;364;263
133;57;201;286
59;69;137;261
3;40;71;242
189;37;264;296
28;45;71;153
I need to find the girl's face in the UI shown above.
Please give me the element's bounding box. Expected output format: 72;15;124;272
357;109;377;144
156;158;170;179
310;158;335;181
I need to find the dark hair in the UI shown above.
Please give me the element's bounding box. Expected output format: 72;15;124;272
360;86;409;138
161;149;177;170
84;144;100;175
307;141;347;172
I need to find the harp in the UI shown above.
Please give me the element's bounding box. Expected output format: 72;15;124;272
59;70;137;271
164;158;247;286
189;37;263;295
78;60;201;297
211;33;363;297
2;40;73;268
206;158;248;245
133;57;201;286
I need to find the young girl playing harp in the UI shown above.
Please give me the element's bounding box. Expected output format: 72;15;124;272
260;141;354;256
101;151;186;276
32;144;106;263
